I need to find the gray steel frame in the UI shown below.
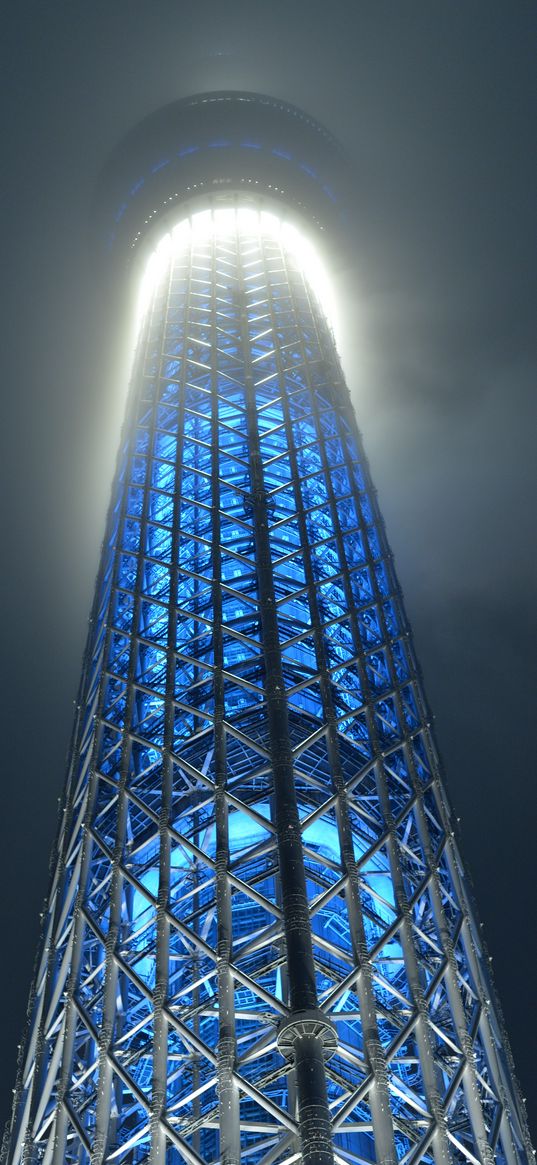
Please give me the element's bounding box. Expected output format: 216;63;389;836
2;208;533;1165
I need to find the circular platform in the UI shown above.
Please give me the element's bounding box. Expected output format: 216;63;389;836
93;91;351;269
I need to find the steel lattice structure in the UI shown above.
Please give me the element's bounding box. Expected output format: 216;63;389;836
3;96;533;1165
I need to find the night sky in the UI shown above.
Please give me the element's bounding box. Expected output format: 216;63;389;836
0;0;536;1144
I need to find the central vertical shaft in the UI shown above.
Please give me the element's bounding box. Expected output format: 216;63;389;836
210;235;241;1165
239;272;335;1162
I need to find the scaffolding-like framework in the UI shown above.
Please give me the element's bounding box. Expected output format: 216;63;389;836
3;206;533;1165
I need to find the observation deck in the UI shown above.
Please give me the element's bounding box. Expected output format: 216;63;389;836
94;91;351;268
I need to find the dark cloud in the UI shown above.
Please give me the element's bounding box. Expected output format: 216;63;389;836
0;0;535;1141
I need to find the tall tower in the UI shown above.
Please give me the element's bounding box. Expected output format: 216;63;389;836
3;94;532;1165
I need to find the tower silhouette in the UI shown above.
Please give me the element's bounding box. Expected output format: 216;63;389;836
3;94;532;1165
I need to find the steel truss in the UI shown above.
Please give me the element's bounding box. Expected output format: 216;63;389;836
3;208;533;1165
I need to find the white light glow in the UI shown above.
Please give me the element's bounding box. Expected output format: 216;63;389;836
136;230;173;331
136;206;338;341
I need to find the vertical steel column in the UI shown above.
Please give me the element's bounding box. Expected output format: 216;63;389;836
51;303;156;1165
262;232;400;1165
18;623;100;1165
422;747;529;1165
150;239;184;1163
458;914;529;1165
89;268;172;1165
425;723;532;1163
51;616;112;1165
308;298;497;1165
209;230;241;1165
237;225;335;1165
378;799;454;1165
281;283;453;1164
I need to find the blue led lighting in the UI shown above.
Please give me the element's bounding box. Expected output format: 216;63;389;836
7;210;532;1165
111;140;342;241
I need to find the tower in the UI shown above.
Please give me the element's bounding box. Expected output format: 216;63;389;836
3;93;532;1165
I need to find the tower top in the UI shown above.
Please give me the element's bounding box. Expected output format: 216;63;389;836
94;91;351;267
